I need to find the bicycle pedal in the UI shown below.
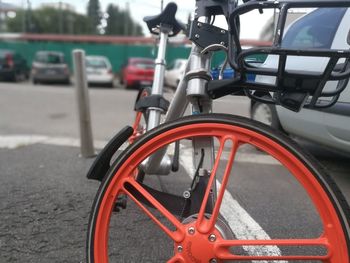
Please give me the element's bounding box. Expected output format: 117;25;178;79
113;195;127;212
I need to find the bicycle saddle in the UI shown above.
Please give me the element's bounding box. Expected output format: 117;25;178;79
143;2;186;37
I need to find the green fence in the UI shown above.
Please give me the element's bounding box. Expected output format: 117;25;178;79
0;40;226;72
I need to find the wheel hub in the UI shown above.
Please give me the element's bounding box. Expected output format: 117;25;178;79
175;215;235;262
175;224;223;263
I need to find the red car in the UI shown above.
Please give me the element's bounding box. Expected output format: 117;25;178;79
121;58;154;89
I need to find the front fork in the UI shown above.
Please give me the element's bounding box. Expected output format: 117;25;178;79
142;44;215;183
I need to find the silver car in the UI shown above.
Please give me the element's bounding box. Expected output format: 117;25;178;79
86;56;114;87
251;7;350;154
32;51;70;85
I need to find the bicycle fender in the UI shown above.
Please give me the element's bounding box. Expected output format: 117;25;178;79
87;126;133;182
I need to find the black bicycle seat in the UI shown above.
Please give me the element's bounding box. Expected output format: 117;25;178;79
143;2;186;37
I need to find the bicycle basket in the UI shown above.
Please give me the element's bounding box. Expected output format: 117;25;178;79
224;0;350;112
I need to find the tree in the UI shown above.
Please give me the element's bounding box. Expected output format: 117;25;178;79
87;0;102;34
105;4;143;36
6;7;91;35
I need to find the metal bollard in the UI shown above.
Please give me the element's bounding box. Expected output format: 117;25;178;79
73;50;95;158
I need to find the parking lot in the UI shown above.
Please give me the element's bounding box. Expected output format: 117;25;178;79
0;81;349;262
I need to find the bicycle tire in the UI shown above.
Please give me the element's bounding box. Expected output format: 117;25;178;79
87;114;350;263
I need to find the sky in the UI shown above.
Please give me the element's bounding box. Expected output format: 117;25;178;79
8;0;273;39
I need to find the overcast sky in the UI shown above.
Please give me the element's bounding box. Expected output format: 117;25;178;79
9;0;273;39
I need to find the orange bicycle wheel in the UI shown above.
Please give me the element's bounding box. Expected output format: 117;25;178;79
87;114;350;263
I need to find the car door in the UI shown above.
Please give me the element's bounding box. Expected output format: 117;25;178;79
274;7;350;153
319;9;350;152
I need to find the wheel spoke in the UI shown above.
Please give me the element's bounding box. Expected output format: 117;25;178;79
195;137;225;232
122;177;185;243
214;238;330;261
167;255;185;263
196;136;239;234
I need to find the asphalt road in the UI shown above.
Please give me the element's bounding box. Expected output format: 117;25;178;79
0;81;349;262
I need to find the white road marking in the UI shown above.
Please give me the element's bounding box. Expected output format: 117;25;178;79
179;147;286;263
0;135;108;150
0;135;280;165
222;151;280;165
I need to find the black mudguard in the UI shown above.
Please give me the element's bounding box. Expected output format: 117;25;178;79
87;126;133;181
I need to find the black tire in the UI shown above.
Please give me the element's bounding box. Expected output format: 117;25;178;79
87;114;350;262
251;100;282;131
10;72;20;82
64;79;71;85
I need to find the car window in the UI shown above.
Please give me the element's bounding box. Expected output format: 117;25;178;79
86;58;108;69
35;53;64;64
282;8;346;49
132;60;154;69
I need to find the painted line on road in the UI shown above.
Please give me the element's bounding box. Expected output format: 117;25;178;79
179;147;286;262
0;135;280;166
0;135;108;150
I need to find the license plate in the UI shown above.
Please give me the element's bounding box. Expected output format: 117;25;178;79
87;70;101;75
46;69;56;75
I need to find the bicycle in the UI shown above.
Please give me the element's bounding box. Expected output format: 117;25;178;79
87;1;350;262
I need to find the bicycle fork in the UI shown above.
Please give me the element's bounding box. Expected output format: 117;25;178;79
142;44;215;180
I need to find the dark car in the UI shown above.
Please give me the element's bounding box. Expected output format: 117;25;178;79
120;58;154;89
0;50;29;82
32;51;70;84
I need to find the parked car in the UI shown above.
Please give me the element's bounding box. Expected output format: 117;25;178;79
120;58;154;89
165;59;187;88
251;7;350;154
32;51;70;84
86;56;114;87
0;49;29;82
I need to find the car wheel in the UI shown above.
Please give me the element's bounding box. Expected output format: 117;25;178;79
64;79;71;85
107;81;114;88
251;100;282;131
10;72;20;82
